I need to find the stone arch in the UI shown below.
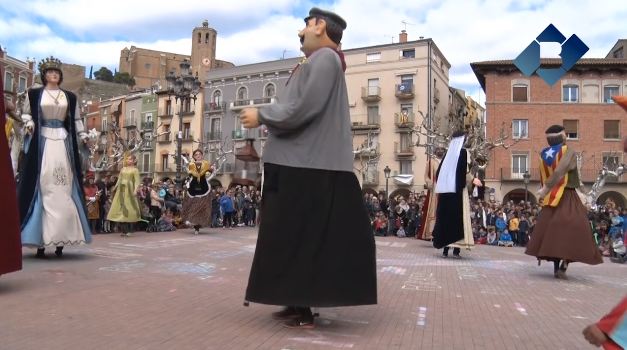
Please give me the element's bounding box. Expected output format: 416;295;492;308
503;188;537;205
263;82;276;98
212;89;223;104
389;188;411;201
361;187;378;197
209;178;222;190
597;191;627;209
236;86;248;100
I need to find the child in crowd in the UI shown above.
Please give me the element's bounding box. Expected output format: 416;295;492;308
157;209;176;232
498;229;514;247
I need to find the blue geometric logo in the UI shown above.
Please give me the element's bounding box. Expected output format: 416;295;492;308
513;24;589;86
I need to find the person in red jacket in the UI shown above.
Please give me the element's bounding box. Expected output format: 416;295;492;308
0;72;23;276
583;296;627;349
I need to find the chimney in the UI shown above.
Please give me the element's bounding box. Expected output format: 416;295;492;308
399;30;408;43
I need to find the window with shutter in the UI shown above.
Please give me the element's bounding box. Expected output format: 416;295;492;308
563;120;578;139
604;120;620;139
512;85;528;102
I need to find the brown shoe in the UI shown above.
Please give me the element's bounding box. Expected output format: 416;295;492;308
271;307;300;321
282;316;315;329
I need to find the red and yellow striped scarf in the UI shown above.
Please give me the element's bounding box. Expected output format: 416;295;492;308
539;144;568;207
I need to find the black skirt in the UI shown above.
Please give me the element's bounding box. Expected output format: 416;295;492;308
245;163;377;307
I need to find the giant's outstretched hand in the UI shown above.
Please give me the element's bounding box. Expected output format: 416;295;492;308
240;108;260;129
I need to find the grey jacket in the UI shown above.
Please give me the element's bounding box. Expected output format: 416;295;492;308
258;47;353;172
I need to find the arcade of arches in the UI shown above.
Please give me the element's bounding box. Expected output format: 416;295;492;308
503;188;537;204
503;188;626;208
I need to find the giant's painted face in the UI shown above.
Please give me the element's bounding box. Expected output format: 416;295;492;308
299;17;323;56
45;69;61;85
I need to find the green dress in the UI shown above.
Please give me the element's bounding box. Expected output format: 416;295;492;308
106;166;141;223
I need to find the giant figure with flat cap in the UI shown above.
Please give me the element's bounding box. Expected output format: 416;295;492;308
239;7;377;329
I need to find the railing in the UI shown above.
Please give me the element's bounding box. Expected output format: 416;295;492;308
351;113;381;128
158;108;173;118
361;86;381;101
141;121;154;130
355;142;380;158
498;167;626;183
182;132;194;142
154;163;175;173
394;141;414;155
395;83;415;99
252;97;273;105
230;98;276;111
157;133;171;143
125;120;138;127
206;131;222;141
217;162;235;174
395;112;415;128
258;126;269;138
205;102;225;113
362;172;379;185
232;129;257;139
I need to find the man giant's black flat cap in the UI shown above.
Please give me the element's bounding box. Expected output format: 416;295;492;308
306;7;347;30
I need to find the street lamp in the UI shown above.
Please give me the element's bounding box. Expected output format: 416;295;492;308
384;165;391;200
165;59;202;190
523;171;531;203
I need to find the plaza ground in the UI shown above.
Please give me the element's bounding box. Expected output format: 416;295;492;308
0;227;625;349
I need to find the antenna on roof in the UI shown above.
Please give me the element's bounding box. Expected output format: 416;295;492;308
401;20;415;31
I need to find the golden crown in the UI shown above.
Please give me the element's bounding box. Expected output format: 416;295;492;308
38;56;62;73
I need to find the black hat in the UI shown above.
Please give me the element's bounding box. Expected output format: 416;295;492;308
306;7;347;30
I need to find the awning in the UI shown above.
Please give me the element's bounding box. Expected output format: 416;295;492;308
392;174;414;185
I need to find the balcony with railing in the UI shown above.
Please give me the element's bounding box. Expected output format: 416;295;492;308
154;163;175;173
258;126;269;139
216;162;236;174
141;121;154;130
395;83;415;99
182;132;194;142
232;129;257;140
205;102;226;114
395;112;415;130
498;167;626;183
354;142;380;158
206;131;222;141
362;171;379;186
229;97;276;111
361;86;381;102
158;108;173;118
141;133;154;148
351;114;381;133
394;141;414;158
157;133;171;143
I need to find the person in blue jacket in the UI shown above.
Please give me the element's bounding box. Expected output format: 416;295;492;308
220;189;236;229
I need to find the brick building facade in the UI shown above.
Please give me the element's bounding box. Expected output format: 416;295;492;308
471;58;627;207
